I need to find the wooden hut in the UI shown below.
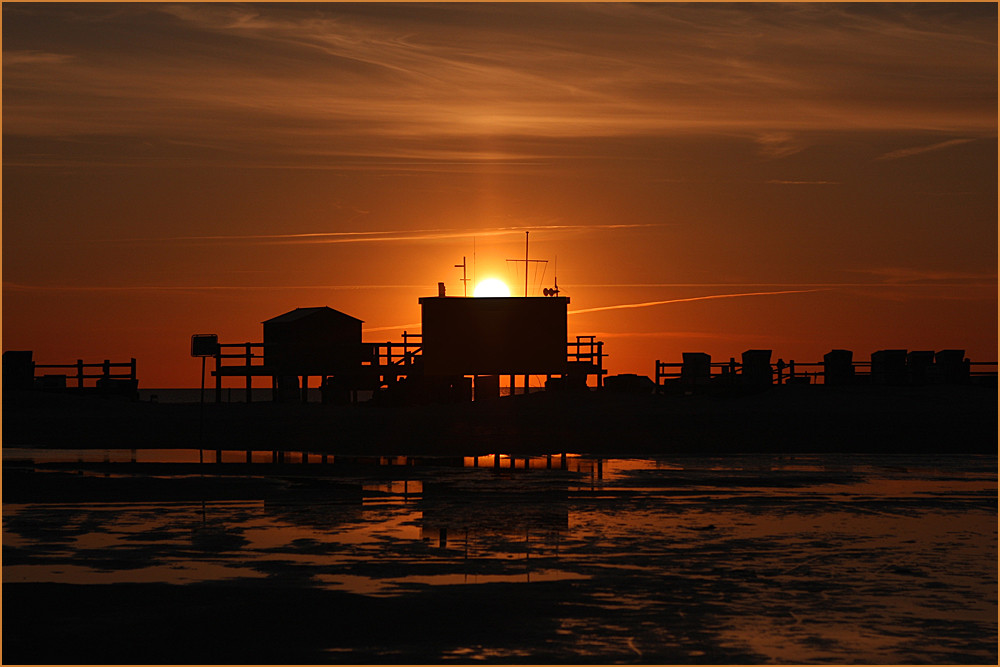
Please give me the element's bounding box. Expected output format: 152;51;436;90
262;307;364;377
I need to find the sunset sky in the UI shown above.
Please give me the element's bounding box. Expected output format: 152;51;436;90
3;2;996;388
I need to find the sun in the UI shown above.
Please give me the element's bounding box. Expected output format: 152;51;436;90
473;278;511;297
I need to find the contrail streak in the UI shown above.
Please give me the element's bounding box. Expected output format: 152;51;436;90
2;283;427;293
362;289;825;332
363;322;422;333
97;223;668;245
567;289;826;315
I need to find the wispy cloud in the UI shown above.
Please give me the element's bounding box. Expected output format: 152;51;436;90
568;289;827;315
362;322;422;334
360;289;829;334
876;138;977;161
4;49;76;65
9;281;992;295
569;282;995;289
754;132;805;159
847;268;998;285
3;3;994;168
582;330;769;341
90;223;668;246
765;180;840;186
2;282;427;293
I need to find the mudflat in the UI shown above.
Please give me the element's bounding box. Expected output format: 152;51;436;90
4;452;995;664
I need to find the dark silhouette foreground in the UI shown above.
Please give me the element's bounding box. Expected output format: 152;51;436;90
3;383;996;457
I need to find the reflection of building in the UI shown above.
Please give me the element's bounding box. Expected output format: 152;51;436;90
263;486;364;530
417;467;571;553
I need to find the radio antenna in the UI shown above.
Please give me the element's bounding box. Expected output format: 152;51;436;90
454;256;469;296
543;255;560;297
506;230;546;297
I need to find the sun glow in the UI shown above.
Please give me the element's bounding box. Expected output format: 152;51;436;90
473;278;511;297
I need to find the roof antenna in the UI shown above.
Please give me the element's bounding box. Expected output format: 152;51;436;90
454;256;469;296
544;255;560;297
506;230;546;297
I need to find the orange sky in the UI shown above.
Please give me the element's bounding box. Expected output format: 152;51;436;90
3;2;996;388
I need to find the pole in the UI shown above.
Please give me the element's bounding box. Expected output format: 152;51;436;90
214;351;222;404
524;231;529;297
506;231;546;297
199;356;206;464
455;257;469;296
245;343;252;404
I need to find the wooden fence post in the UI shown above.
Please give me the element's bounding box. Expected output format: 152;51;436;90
245;343;252;404
597;341;604;388
214;351;222;403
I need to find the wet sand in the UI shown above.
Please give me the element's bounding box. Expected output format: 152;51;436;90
4;454;995;664
3;386;996;664
3;383;997;456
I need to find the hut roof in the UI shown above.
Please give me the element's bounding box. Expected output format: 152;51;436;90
262;307;363;325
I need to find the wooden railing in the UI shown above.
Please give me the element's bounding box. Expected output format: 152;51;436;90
654;355;996;390
216;342;266;370
372;331;422;369
567;335;607;387
205;330;611;400
33;358;137;388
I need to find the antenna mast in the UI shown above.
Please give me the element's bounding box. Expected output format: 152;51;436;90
506;230;547;297
552;254;559;295
454;256;469;296
525;231;529;297
543;255;561;297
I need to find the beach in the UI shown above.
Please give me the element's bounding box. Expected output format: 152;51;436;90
4;384;996;663
3;449;996;663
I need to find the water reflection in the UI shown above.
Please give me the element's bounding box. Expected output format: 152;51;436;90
3;451;996;663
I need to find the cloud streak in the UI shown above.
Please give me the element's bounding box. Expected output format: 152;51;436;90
3;3;995;168
9;281;991;295
568;289;827;315
876;138;977;161
362;322;423;334
2;282;427;293
360;289;830;334
845;268;998;285
92;223;668;245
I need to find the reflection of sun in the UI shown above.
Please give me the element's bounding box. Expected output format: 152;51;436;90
473;278;511;297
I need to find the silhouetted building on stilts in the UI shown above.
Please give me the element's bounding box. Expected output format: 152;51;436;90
205;293;606;405
415;295;591;401
262;307;368;403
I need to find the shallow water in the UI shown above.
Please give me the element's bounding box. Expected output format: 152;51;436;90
3;452;996;663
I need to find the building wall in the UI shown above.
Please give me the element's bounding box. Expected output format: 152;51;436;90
419;297;569;375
